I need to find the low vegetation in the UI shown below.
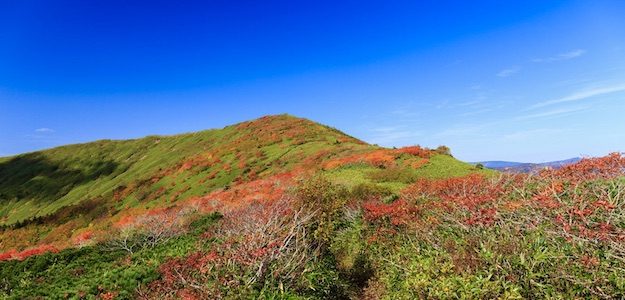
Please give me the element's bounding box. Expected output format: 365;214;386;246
1;115;623;299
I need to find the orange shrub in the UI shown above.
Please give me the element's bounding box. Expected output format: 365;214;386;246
0;244;59;261
362;199;418;226
323;150;396;169
395;146;432;158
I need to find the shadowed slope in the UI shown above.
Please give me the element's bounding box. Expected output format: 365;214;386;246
0;115;369;225
0;114;482;254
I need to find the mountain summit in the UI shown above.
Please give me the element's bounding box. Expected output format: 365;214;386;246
0;114;476;240
1;115;624;299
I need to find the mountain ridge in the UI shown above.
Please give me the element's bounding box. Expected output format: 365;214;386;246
2;114;624;299
0;114;481;250
477;157;581;172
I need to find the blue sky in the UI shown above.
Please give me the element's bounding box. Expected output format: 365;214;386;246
1;0;625;162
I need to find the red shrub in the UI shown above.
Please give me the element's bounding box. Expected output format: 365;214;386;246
363;199;419;226
395;146;432;158
0;244;60;261
542;152;625;183
324;150;396;169
402;174;506;211
0;249;17;261
73;230;94;246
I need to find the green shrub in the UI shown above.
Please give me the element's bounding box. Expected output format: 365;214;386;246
350;183;394;200
295;176;349;248
367;167;417;184
435;145;452;156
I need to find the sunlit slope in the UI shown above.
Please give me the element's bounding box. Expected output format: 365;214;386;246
0;115;368;225
0;114;483;228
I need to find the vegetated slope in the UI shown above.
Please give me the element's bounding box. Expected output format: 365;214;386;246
2;115;625;299
0;114;364;225
0;114;478;253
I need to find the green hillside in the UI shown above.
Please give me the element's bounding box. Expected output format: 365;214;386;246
0;115;480;247
0;115;361;224
10;115;588;299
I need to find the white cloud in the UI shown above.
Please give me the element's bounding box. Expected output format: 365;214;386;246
532;49;586;63
459;108;493;117
368;126;423;146
35;128;55;133
502;129;564;141
529;83;625;109
389;109;420;118
516;106;589;120
434;122;496;138
497;66;520;77
371;126;403;133
458;100;481;107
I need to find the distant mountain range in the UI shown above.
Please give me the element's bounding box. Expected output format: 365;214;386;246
476;157;581;173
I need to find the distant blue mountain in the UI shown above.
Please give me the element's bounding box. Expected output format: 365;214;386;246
475;157;581;173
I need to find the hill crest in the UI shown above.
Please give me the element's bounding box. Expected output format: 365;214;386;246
0;114;482;256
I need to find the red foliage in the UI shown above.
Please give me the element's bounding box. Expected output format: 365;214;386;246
189;171;298;213
363;199;418;226
541;152;625;183
402;174;505;211
375;153;625;242
0;244;59;261
465;207;497;226
410;159;429;169
98;291;118;300
115;215;137;228
323;150;397;169
16;244;59;260
146;197;313;297
395;146;432;158
73;230;94;246
0;249;17;261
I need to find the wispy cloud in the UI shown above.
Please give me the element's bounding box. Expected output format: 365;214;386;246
460;108;493;117
529;83;625;109
389;109;420;118
502;128;564;141
371;126;403;134
35;128;55;133
497;66;520;77
368;126;423;146
516;106;589;120
24;128;59;143
532;49;586;63
458;100;481;107
434;122;497;138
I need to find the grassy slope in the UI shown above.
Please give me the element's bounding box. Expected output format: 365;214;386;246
0;114;490;298
2;115;624;299
0;114;479;227
0;213;223;299
0;115;361;225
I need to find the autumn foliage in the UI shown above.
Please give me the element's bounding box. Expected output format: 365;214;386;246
323;146;432;170
364;153;625;248
141;197;319;298
0;244;59;261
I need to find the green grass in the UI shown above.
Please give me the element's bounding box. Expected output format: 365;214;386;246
0;213;222;299
413;154;494;179
1;115;477;227
2;116;624;300
0;115;373;225
0;114;495;297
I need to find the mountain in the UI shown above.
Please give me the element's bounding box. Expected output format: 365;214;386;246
0;114;480;246
0;114;366;225
478;157;581;173
2;115;622;299
0;114;490;297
